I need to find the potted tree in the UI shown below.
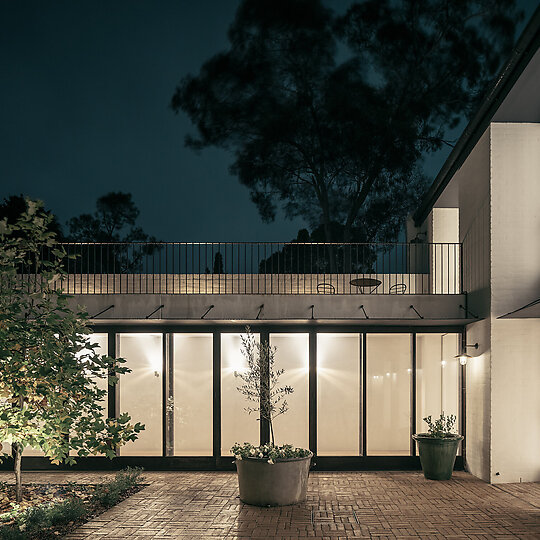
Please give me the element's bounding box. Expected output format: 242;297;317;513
231;329;312;506
413;413;463;480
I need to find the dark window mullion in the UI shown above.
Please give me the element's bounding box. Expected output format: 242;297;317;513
411;333;417;456
362;333;367;456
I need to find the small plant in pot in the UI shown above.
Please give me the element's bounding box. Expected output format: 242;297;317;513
413;413;463;480
231;329;312;506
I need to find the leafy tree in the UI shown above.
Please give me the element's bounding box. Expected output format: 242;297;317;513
0;200;144;502
235;329;293;445
0;194;63;240
67;192;158;273
172;0;521;245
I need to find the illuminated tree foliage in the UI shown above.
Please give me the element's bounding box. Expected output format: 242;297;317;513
0;200;143;502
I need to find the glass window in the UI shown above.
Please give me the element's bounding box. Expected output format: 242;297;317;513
416;333;460;434
118;333;163;456
317;333;361;456
221;333;260;455
367;334;411;455
173;334;213;456
269;333;309;449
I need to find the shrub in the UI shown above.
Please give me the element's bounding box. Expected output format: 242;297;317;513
0;468;144;539
0;526;25;540
423;413;458;438
90;467;144;508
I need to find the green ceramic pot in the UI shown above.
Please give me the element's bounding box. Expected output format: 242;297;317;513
236;454;312;506
412;434;463;480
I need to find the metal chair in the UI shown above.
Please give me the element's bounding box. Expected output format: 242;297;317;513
389;283;407;294
317;282;336;294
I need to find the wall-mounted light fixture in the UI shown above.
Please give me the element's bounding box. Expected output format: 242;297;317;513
455;343;478;365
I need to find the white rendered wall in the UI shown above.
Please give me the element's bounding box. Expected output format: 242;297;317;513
434;123;540;483
428;208;460;293
489;123;540;483
463;319;491;482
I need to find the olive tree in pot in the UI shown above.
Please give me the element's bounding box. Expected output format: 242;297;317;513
413;413;463;480
231;329;312;506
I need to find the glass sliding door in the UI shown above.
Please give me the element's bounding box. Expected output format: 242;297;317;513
118;333;163;456
366;334;412;455
416;333;460;434
221;333;260;455
269;333;309;449
173;333;213;456
317;333;361;456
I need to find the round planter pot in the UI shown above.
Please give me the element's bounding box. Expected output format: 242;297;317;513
236;454;312;506
412;434;463;480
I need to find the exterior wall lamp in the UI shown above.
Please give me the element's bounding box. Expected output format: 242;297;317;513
455;343;479;365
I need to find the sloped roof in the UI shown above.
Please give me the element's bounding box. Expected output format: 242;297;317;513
414;6;540;226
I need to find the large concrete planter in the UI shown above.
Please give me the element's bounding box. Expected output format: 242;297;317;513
413;434;463;480
235;454;312;506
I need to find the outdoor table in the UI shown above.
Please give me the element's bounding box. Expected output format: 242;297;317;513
350;277;382;294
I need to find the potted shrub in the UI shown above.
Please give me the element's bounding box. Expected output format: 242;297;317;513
231;329;312;506
413;413;463;480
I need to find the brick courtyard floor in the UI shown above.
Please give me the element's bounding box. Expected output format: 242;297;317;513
1;470;539;539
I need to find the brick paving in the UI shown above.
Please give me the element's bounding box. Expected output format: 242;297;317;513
1;470;538;539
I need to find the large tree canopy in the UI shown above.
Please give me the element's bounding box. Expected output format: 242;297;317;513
172;0;521;243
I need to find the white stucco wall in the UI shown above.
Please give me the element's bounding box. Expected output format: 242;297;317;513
427;208;459;293
489;123;540;483
442;128;493;481
428;123;540;483
464;319;491;482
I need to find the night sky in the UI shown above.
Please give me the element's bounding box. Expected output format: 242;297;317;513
1;1;537;242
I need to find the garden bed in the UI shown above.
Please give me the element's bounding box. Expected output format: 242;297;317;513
0;468;145;539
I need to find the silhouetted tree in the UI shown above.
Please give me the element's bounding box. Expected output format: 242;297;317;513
68;192;154;244
213;252;224;274
67;192;158;272
172;0;521;247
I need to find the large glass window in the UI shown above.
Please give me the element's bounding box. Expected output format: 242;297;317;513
173;333;213;456
416;333;460;434
317;333;361;456
221;333;260;455
118;333;163;456
367;334;411;455
269;333;309;449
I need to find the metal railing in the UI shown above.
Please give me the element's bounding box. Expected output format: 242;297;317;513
33;242;463;295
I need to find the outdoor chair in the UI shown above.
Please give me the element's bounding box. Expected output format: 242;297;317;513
389;283;407;294
317;282;336;294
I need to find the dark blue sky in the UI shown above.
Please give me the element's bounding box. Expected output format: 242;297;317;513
1;1;537;241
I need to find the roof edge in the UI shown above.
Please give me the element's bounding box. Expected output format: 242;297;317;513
413;5;540;226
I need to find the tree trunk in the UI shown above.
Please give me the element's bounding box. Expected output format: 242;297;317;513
322;213;336;274
13;442;23;503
